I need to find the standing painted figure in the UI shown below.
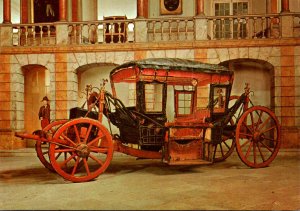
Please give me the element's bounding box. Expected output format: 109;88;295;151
39;96;50;129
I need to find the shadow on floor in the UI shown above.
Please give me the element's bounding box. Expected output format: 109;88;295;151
0;167;62;184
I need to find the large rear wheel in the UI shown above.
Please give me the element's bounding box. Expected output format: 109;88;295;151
235;106;281;168
49;118;114;182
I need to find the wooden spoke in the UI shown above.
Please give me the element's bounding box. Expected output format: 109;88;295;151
89;154;104;166
73;125;81;143
220;144;224;157
245;141;253;158
260;141;273;153
87;134;105;147
253;142;257;165
213;145;217;160
55;152;62;160
263;137;277;142
83;158;91;176
256;110;264;129
55;148;74;153
90;147;109;153
71;157;81;176
258;116;271;131
242;121;253;134
250;112;255;131
260;126;276;134
257;143;266;162
240;139;251;148
223;141;231;150
239;133;253;138
61;133;77;146
83;124;93;143
59;153;76;167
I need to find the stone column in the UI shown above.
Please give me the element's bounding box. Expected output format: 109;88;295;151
59;0;67;21
195;0;207;40
196;0;205;16
280;0;292;37
271;0;278;13
3;0;11;24
21;0;29;23
137;0;145;18
72;0;77;21
143;0;149;18
56;0;68;44
281;0;290;12
1;0;13;46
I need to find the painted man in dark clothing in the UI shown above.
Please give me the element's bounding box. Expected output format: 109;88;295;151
39;96;50;129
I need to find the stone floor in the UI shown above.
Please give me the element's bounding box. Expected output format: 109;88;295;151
0;148;299;210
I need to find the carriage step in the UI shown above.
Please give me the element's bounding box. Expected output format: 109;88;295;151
166;159;212;166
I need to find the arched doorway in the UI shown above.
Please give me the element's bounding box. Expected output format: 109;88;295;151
22;65;50;147
76;63;118;133
220;59;274;108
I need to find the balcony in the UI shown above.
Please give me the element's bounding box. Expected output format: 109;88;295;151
0;12;299;52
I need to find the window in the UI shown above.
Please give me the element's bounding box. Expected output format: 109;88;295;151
174;86;195;117
214;1;248;39
145;83;163;112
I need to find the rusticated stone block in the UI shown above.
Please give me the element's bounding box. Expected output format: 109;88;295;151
55;110;68;120
281;56;294;67
281;66;295;76
55;62;67;73
134;51;146;60
281;117;295;127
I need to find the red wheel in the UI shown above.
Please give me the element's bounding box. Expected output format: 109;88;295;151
213;96;242;162
236;106;281;168
35;120;68;171
49;118;114;182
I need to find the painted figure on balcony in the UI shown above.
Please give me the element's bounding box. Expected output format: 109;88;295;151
45;0;55;17
39;96;51;129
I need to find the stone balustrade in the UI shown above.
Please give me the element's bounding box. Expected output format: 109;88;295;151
206;14;281;39
147;17;195;42
0;12;299;47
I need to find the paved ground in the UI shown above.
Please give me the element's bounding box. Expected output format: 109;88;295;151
0;148;299;210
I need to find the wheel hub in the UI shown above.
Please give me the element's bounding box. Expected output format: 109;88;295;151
253;131;264;143
76;144;90;158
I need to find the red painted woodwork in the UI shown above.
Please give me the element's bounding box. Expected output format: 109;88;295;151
196;0;205;15
137;0;145;18
281;0;290;12
21;0;29;23
59;0;67;21
72;0;78;22
3;0;11;23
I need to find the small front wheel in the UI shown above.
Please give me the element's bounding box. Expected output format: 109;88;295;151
49;118;114;182
236;106;281;168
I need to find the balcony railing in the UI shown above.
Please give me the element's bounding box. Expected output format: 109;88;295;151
207;14;281;39
3;12;299;47
68;19;135;45
147;17;195;42
12;23;56;46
